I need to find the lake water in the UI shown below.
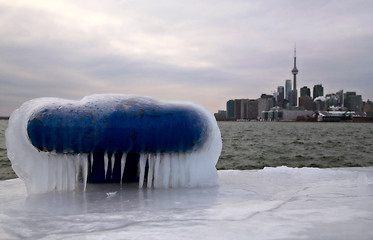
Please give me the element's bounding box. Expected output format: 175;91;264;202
216;121;373;170
1;119;373;180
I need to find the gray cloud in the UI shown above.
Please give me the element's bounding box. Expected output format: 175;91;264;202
1;0;372;115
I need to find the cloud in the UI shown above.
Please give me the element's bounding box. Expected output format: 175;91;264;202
1;0;373;116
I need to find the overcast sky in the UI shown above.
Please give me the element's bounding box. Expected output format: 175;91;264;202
1;0;372;116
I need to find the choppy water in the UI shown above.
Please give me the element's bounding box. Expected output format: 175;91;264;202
0;120;14;180
216;121;373;170
1;120;373;180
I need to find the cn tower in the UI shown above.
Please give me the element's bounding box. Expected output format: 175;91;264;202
290;46;299;106
292;47;298;94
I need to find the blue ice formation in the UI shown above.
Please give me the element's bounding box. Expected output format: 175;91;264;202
6;94;222;193
27;97;207;154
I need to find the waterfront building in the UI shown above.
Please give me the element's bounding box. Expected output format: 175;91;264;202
285;80;292;100
273;91;279;106
226;100;235;119
336;90;344;107
258;94;274;120
214;110;227;121
364;100;373;118
313;97;327;111
234;99;242;120
344;92;363;113
277;86;285;108
247;99;259;120
241;99;249;119
299;96;313;110
313;84;324;99
300;86;311;97
289;90;298;107
261;107;313;121
231;99;259;120
325;93;339;108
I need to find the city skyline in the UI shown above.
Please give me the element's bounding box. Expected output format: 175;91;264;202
1;0;373;116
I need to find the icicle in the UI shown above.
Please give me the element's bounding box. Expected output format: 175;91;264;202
82;153;88;191
90;153;94;173
110;152;115;178
48;152;57;191
153;153;161;188
170;153;179;188
147;154;155;188
75;154;81;183
40;152;49;192
66;154;71;190
138;154;147;188
161;153;171;188
62;154;68;191
178;153;187;187
183;152;191;187
104;153;109;179
66;154;75;191
56;154;63;191
120;153;127;184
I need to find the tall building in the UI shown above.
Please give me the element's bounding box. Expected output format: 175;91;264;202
299;86;312;110
299;96;313;110
231;99;258;120
285;80;292;100
247;100;259;120
289;91;297;107
364;100;373;118
290;47;299;106
344;92;363;112
241;99;249;119
234;99;242;120
214;110;227;121
325;93;340;109
336;90;344;107
226;100;235;119
277;86;284;107
300;86;310;97
258;94;274;119
313;84;324;99
349;95;362;112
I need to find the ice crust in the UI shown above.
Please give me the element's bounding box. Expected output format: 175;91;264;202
6;94;222;194
0;167;372;240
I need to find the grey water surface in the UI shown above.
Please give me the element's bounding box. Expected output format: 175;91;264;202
1;119;373;180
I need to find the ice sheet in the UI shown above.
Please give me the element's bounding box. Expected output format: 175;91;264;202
1;167;372;240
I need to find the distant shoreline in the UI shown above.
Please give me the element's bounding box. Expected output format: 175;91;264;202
0;117;9;120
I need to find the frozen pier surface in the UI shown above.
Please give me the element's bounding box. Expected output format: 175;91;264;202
6;94;221;193
0;167;372;240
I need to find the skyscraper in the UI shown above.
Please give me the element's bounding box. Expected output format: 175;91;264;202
344;92;363;112
313;84;324;99
300;86;310;97
285;80;292;100
336;90;344;107
299;86;312;110
277;86;284;107
226;100;235;119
